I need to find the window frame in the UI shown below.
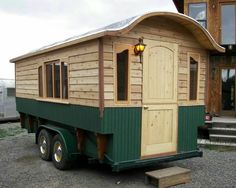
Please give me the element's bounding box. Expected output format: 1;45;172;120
220;3;236;45
114;43;131;104
188;2;207;28
38;59;69;101
187;52;200;102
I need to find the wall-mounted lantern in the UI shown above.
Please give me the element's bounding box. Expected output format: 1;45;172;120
134;38;146;63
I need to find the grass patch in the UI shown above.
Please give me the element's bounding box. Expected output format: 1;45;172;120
202;145;236;152
0;126;25;139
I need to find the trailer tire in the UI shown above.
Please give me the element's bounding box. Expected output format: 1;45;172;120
38;129;52;161
52;134;71;170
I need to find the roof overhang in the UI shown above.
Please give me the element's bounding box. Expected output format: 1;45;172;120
10;12;225;63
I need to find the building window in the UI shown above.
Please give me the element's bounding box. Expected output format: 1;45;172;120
43;60;68;99
189;3;207;28
38;66;43;97
189;54;199;100
7;88;15;97
116;48;129;101
221;4;236;45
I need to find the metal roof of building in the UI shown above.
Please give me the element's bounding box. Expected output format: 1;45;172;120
32;15;138;53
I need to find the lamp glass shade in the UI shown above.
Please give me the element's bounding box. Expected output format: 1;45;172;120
138;44;145;52
134;43;145;55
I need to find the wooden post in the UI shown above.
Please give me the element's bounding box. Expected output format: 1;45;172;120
99;38;104;118
76;129;85;152
96;134;107;160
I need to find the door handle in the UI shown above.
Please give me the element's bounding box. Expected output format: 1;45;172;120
143;105;149;110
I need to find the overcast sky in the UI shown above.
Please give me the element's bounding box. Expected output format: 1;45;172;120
0;0;176;79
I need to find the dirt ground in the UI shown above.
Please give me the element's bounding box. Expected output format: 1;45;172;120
0;122;236;188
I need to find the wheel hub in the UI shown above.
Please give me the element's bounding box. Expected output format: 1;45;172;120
54;141;62;162
39;136;47;155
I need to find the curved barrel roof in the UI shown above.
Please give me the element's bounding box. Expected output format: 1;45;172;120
11;11;225;62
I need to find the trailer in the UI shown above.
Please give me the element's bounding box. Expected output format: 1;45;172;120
0;79;19;121
10;12;224;171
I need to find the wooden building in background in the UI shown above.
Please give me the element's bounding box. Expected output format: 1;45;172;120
174;0;236;116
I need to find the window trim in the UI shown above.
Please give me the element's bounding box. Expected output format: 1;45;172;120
38;59;69;101
188;2;207;28
220;2;236;45
187;52;200;102
114;43;131;104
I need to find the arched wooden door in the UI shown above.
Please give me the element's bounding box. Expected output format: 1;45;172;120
141;40;178;158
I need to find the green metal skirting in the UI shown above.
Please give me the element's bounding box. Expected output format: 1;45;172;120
16;97;102;132
178;105;205;152
16;97;142;163
16;97;204;167
111;150;203;172
102;107;142;162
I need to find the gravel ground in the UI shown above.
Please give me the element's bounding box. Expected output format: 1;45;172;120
0;122;236;188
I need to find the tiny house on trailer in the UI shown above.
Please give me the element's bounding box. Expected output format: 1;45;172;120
0;79;19;121
10;12;224;171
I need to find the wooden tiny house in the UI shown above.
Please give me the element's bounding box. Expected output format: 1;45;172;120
10;12;224;171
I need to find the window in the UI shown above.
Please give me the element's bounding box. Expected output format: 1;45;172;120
189;54;199;100
189;3;207;28
61;62;68;99
221;4;236;45
46;63;53;97
7;88;15;97
54;62;60;98
38;66;43;97
42;60;68;99
116;47;129;102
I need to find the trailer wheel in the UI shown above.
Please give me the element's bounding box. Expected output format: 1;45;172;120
52;134;71;170
38;129;52;161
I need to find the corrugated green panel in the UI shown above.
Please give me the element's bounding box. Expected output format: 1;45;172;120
102;108;142;162
16;98;142;163
16;97;102;132
178;105;205;152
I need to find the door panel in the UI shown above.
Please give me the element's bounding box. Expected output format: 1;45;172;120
141;40;178;157
143;42;177;104
142;105;177;156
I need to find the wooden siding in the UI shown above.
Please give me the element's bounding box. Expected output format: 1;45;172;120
103;17;208;107
15;16;209;108
15;40;100;107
